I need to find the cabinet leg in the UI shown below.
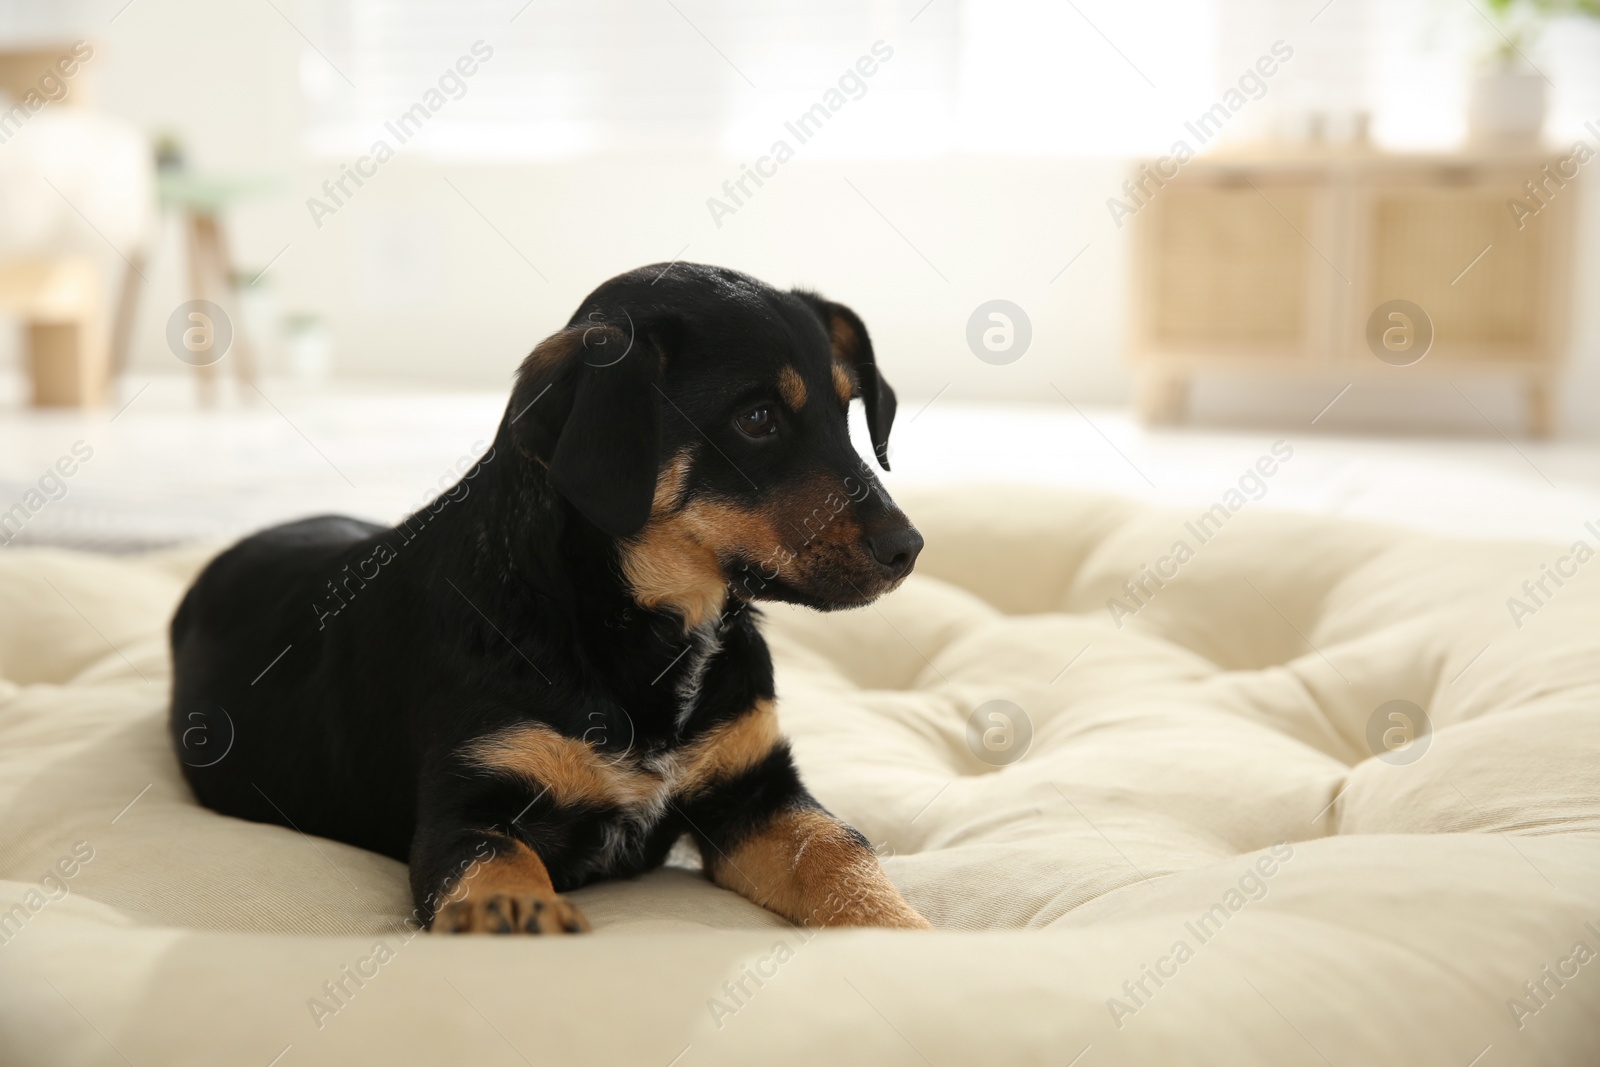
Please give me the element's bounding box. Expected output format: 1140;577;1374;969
1527;379;1554;439
1136;372;1189;425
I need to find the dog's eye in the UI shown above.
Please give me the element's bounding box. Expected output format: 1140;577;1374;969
735;407;777;438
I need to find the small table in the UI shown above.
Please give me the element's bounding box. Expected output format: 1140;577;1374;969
113;172;281;404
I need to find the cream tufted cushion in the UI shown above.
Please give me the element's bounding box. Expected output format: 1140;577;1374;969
0;487;1596;1066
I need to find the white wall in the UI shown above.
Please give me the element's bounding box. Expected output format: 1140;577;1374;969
3;0;1598;437
201;156;1129;403
7;0;1102;410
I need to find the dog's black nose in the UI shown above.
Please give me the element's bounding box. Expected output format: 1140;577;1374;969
867;526;923;579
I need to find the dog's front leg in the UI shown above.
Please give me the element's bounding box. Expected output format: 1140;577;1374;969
690;785;929;929
412;827;590;935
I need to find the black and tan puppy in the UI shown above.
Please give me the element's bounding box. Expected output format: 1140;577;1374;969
169;263;929;933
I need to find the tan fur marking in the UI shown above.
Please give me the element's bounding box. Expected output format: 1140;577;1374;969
618;511;727;629
677;699;781;794
452;837;556;900
619;498;784;629
706;808;930;929
521;323;627;382
778;365;808;411
828;314;858;362
614;452;728;628
619;445;891;625
434;836;590;934
463;725;660;810
520;324;598;378
464;700;779;811
652;450;692;511
831;362;854;405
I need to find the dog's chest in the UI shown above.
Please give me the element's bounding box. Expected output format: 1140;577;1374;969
561;741;716;880
490;621;771;885
670;624;722;728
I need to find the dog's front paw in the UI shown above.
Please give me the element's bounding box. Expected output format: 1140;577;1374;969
885;907;933;930
829;894;932;930
433;892;591;934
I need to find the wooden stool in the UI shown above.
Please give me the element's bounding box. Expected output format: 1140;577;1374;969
0;44;116;408
0;258;108;406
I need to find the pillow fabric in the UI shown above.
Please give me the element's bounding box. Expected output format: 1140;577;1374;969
1;488;1596;1066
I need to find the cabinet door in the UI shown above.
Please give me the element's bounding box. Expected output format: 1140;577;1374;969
1358;169;1567;367
1132;177;1328;367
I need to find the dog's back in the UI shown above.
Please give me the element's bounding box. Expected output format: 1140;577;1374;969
170;514;418;858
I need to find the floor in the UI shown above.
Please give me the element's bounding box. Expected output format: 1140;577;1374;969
1;375;1597;552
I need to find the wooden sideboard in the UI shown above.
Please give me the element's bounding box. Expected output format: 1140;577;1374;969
1125;145;1579;435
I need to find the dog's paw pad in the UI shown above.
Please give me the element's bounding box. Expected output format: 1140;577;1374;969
434;892;591;935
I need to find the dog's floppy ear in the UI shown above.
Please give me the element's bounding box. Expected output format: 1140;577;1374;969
793;292;897;470
509;321;662;538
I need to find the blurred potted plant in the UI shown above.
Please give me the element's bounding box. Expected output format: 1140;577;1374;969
283;313;331;383
1468;0;1599;144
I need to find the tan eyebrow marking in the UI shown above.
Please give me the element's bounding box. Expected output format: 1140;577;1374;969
831;362;853;406
778;366;807;411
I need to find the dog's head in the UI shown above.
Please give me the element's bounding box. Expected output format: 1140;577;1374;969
507;263;921;626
